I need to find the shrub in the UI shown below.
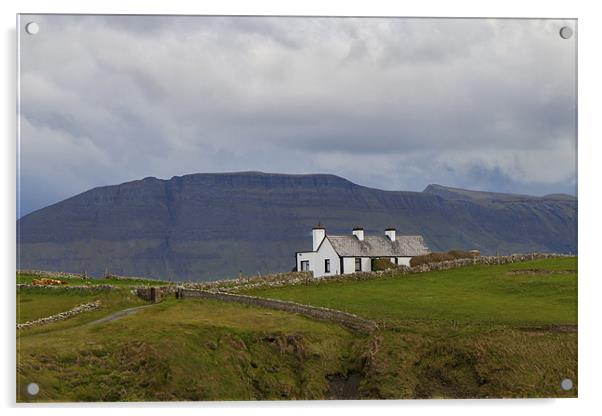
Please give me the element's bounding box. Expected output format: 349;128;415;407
447;250;479;259
371;258;400;271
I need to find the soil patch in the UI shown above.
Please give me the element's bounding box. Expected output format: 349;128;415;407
326;371;362;399
518;324;577;333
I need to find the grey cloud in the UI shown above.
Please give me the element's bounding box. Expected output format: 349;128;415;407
18;15;577;217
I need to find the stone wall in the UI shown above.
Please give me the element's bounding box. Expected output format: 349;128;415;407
135;285;178;303
17;269;88;279
183;271;313;292
17;300;101;330
18;269;169;284
103;274;168;282
216;252;572;292
17;284;115;291
177;289;378;334
135;287;159;303
411;252;571;272
18;253;571;294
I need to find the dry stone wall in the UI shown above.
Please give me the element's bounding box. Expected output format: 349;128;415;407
183;271;313;292
210;252;572;292
411;252;570;272
18;269;169;284
103;274;168;282
17;269;88;279
178;289;378;334
135;286;178;302
17;284;115;291
17;300;101;330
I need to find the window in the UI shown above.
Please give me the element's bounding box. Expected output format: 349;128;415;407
355;257;362;272
324;259;330;273
300;260;309;271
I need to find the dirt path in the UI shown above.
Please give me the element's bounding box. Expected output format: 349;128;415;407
88;304;154;326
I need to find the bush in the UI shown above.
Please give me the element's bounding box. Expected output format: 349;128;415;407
410;250;478;267
447;250;479;259
371;258;400;271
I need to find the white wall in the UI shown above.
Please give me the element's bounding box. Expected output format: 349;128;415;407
300;253;413;275
299;238;340;278
313;238;340;278
341;257;371;274
397;257;412;266
342;257;356;274
362;257;372;272
296;251;316;275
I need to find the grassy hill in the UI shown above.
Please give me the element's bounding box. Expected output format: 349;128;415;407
243;257;577;398
17;293;363;401
17;257;577;401
243;258;577;326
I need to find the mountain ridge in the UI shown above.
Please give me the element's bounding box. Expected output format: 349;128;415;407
17;171;577;281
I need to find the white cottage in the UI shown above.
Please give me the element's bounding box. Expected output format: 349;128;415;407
296;225;430;278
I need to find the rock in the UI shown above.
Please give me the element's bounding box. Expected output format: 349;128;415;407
17;300;101;330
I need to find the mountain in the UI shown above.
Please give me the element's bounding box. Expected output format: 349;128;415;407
17;172;577;281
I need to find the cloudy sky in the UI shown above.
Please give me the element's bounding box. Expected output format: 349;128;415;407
18;15;576;217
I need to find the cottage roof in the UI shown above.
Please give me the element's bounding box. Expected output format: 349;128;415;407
326;235;429;257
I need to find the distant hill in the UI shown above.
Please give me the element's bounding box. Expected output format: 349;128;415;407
17;172;577;281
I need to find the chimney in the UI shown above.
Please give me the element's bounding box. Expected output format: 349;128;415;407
352;226;364;241
312;224;325;251
385;227;396;242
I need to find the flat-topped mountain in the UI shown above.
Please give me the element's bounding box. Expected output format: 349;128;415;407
423;184;576;202
17;172;577;281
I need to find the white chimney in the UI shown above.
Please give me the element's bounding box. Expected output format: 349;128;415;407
352;227;364;241
385;227;396;242
312;225;325;251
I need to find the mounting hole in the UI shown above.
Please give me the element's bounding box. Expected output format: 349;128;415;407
26;382;39;396
559;26;573;40
25;22;39;35
560;378;573;391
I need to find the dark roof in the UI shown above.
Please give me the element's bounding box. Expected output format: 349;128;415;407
326;235;429;257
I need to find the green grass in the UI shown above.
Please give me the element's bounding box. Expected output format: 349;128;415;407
17;273;171;287
17;287;147;326
243;258;577;326
358;323;577;399
16;258;578;400
240;258;578;398
17;297;361;402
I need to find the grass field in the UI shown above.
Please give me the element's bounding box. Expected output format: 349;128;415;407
16;258;578;401
243;258;577;326
17;297;361;402
242;258;578;398
17;287;146;324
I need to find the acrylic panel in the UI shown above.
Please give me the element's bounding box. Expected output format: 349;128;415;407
16;14;577;402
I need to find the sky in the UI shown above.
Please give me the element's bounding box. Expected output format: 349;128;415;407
18;15;577;217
